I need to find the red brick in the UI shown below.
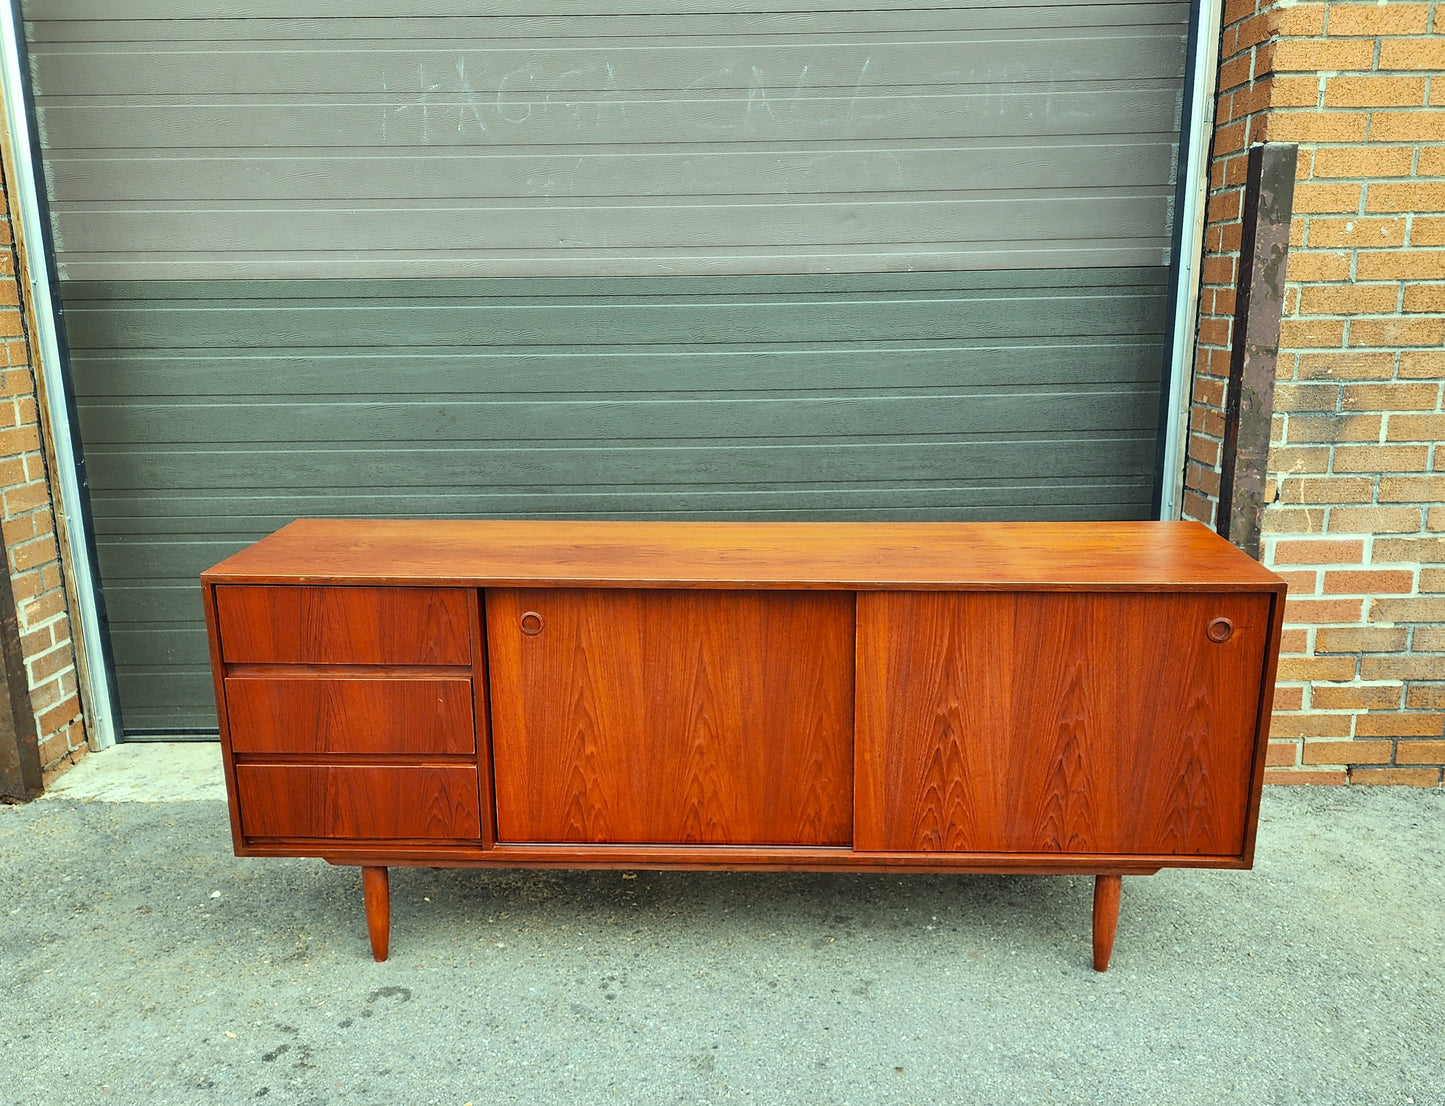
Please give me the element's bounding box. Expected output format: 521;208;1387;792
1334;3;1431;34
1407;685;1445;709
1325;77;1427;109
1297;285;1399;316
1280;318;1347;347
1369;111;1445;143
1311;146;1415;179
1188;432;1222;467
1292;182;1364;214
0;424;41;456
1218;53;1253;94
1274;684;1306;712
1262;506;1327;534
1354;712;1444;737
1315;626;1410;653
1284;249;1352;282
1269;711;1354;738
1278;477;1376;505
1399;351;1445;377
1349;318;1445;348
1263;768;1349;784
1272;568;1320;594
1372;538;1445;563
1403;285;1445;313
1360;652;1445;680
1266;741;1299;767
1271;539;1367;564
1378;38;1445;71
1332;445;1429;473
1380;477;1445;503
1273;38;1376;72
1310;683;1404;710
1271;445;1331;473
1413;627;1445;650
19;589;66;628
1356;251;1445;282
1180;490;1214;526
1413;215;1445;245
1280;628;1310;654
1266;74;1322;108
1328;507;1422;533
1276;655;1360;682
1350;767;1442;786
1387;415;1445;442
1285;597;1368;623
1284;413;1382;442
1274;384;1343;413
1396;740;1445;764
26;643;72;683
1301;739;1393;765
1324;568;1414;594
9;535;57;572
37;696;82;739
1342;383;1441;411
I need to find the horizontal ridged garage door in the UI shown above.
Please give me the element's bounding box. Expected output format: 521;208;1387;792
23;0;1190;732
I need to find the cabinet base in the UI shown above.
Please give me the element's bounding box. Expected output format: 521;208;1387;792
362;865;390;962
349;864;1133;970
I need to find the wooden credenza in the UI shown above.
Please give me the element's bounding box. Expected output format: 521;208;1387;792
202;519;1285;969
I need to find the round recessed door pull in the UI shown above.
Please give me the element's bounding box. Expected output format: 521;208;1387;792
520;611;544;636
1206;616;1234;644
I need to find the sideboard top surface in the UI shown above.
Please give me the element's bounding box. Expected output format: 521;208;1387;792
202;519;1284;592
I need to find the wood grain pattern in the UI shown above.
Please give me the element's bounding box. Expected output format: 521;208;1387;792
1092;874;1121;971
487;588;854;845
856;591;1271;857
204;519;1283;592
216;585;470;664
236;764;481;840
224;675;475;755
362;866;390;962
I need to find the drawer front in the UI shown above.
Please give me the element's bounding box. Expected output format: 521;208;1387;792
216;586;470;665
225;676;475;755
236;764;482;840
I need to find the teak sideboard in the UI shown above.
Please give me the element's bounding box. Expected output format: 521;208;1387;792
201;519;1285;970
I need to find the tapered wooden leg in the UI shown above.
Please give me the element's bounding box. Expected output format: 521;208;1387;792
362;866;390;962
1092;874;1122;972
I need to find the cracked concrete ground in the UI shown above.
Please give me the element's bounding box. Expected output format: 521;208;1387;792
2;747;1442;1105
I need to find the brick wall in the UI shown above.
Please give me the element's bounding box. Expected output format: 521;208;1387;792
1185;0;1445;786
0;143;87;775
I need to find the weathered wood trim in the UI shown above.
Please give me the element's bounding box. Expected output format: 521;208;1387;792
1217;142;1297;559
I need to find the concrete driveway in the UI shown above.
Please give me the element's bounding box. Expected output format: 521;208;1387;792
2;746;1441;1105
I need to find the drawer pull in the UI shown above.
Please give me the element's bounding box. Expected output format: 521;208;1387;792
1206;616;1234;644
520;611;544;636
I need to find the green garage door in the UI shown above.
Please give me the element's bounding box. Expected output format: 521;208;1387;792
23;0;1190;733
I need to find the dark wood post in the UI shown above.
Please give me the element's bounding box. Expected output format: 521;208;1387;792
1216;142;1298;560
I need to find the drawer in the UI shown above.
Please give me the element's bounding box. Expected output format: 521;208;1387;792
236;764;482;840
224;675;475;755
216;585;470;665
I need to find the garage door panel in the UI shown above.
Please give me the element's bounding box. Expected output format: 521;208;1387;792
45;141;1181;203
38;85;1183;151
24;2;1190;734
28;4;1185;280
69;340;1167;400
60;275;1168;349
